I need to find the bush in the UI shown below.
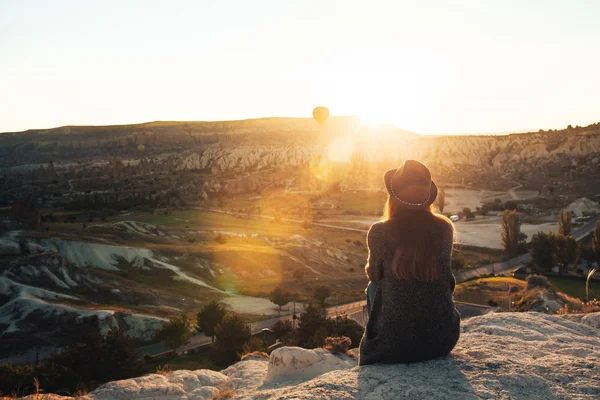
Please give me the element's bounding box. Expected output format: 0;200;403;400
526;274;552;290
155;314;194;351
323;336;352;354
242;337;266;354
271;319;294;339
327;315;364;347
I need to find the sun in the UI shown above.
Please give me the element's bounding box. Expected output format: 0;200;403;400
326;136;354;162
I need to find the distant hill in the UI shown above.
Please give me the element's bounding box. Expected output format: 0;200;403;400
0;117;417;138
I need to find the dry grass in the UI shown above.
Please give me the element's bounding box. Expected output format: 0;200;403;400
240;351;269;361
211;388;236;400
155;364;172;375
323;336;352;354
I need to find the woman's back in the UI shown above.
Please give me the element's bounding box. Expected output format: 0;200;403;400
359;219;460;365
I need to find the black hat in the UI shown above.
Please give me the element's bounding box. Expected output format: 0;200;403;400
384;160;438;209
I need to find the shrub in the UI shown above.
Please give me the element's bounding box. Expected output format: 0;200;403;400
242;337;266;354
271;319;294;339
327;315;364;347
155;364;171;375
155;314;194;351
211;388;237;400
526;274;552;290
323;336;352;354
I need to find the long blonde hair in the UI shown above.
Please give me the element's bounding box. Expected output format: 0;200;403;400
383;197;454;282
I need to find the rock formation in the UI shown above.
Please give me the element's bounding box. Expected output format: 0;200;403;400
35;312;600;399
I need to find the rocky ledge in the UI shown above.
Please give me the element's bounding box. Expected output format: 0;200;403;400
30;312;600;400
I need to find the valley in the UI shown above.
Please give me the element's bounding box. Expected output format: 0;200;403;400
1;118;600;367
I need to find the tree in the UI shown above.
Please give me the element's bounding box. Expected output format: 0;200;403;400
501;210;522;257
592;220;600;263
503;200;518;211
297;303;328;347
313;284;332;306
197;301;227;343
269;287;292;313
480;208;489;217
462;207;471;216
155;314;193;352
214;314;252;365
438;186;445;213
555;234;577;274
0;318;143;397
558;210;573;236
531;231;556;270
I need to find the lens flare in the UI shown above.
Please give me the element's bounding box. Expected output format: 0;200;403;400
326;136;354;162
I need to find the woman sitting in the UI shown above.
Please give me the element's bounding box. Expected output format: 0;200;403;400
359;160;460;365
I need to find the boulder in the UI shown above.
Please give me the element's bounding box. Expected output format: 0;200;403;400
0;239;20;256
265;347;355;383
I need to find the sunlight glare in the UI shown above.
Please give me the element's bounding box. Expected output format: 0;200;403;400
326;136;354;163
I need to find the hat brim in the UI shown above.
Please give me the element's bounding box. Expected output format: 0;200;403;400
384;168;438;209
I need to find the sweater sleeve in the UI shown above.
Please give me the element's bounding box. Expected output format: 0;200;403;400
365;223;384;284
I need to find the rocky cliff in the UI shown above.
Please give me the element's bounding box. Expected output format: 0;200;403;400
2;119;600;191
35;312;600;400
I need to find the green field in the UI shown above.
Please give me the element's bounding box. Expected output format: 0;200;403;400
547;276;600;301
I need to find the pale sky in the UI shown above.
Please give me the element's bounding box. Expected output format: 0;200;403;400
1;0;599;134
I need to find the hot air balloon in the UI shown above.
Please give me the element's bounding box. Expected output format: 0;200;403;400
312;106;329;126
137;144;145;152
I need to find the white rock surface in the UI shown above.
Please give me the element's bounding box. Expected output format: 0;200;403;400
265;346;356;383
90;369;227;400
0;238;20;256
24;312;600;399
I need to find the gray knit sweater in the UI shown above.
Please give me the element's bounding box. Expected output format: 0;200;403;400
359;219;460;365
